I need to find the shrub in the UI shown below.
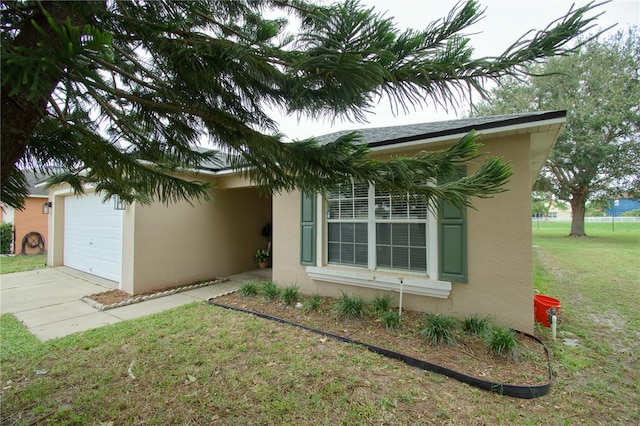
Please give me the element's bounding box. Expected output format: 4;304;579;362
380;310;400;331
462;315;492;336
419;313;458;345
302;295;323;313
333;292;367;320
260;281;280;301
0;222;13;255
239;280;260;297
371;294;393;315
485;327;520;359
280;286;300;306
621;209;640;217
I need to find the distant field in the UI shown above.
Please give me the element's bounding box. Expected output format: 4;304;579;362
532;222;639;423
532;220;640;236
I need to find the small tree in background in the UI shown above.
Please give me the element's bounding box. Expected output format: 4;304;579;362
0;222;14;254
532;191;551;218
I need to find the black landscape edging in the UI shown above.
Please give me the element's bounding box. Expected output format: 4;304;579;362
207;299;553;399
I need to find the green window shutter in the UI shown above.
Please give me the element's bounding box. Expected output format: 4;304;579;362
438;167;468;283
300;192;316;265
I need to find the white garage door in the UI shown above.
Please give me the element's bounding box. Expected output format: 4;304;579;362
64;193;123;282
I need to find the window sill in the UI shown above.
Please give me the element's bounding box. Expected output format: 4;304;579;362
305;266;452;299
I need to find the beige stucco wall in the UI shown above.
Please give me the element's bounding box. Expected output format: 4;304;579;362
48;177;271;295
273;133;536;332
454;135;534;331
47;190;66;268
121;186;271;294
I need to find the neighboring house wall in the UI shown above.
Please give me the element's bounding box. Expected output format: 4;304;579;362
1;170;51;254
2;197;49;254
532;203;572;221
273;133;536;332
606;199;640;216
14;197;49;254
0;197;49;254
546;208;572;221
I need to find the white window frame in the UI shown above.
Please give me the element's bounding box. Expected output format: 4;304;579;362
371;184;431;273
308;188;452;299
326;182;370;268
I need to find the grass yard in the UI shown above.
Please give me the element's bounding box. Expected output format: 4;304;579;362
531;221;639;424
1;222;638;424
0;254;47;274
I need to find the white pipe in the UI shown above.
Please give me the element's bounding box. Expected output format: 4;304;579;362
551;315;557;341
398;279;404;319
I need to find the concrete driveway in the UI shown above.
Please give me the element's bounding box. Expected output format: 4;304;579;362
1;267;256;341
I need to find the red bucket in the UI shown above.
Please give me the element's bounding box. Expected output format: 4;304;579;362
534;294;561;327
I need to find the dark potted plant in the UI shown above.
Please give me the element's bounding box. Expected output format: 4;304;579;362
254;248;270;269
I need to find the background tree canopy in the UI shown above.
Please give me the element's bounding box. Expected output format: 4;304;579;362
473;28;640;236
1;0;604;210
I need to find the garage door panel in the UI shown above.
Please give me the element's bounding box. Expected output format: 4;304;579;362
64;194;122;282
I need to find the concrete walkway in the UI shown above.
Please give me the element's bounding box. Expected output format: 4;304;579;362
0;267;270;341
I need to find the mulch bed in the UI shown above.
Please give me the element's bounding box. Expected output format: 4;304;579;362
211;292;551;386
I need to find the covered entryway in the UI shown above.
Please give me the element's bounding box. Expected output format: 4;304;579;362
63;194;123;282
48;173;270;295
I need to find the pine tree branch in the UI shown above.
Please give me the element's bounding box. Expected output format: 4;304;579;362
235;130;511;210
1;0;608;208
83;53;164;93
111;45;168;85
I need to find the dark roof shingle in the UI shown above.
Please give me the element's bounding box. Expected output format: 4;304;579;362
314;111;566;147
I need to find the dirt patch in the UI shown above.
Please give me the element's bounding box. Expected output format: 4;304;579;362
586;312;627;332
88;289;132;305
211;292;550;387
84;278;226;309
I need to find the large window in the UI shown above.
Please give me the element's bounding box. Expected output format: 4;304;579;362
326;182;429;273
326;182;369;267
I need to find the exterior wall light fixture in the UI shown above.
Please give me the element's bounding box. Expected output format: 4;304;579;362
113;195;126;210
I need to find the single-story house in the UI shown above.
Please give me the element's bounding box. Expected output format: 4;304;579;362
47;111;566;332
1;170;49;254
273;110;566;333
606;198;640;217
533;201;572;222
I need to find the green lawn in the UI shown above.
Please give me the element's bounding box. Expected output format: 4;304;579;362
532;221;639;424
1;223;638;424
0;254;47;274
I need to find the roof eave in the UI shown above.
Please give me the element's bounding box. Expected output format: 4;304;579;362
368;111;567;152
366;112;566;188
